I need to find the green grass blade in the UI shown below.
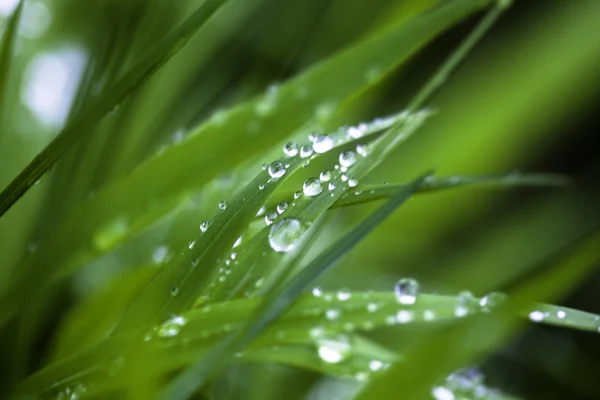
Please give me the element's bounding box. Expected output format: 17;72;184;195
2;0;493;321
0;0;229;218
0;0;23;124
159;173;429;400
355;226;600;400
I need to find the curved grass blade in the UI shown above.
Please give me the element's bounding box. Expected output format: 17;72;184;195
263;172;570;212
355;226;600;400
1;0;494;323
0;0;229;218
158;173;429;400
0;0;23;124
21;286;597;397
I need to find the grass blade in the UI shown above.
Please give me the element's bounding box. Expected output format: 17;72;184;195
0;0;229;218
0;0;23;124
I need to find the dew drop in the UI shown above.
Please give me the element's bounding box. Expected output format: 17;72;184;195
347;126;363;139
312;287;323;297
319;170;332;182
396;310;414;323
303;178;323;196
341;174;349;182
156;315;187;338
455;291;476;318
479;291;506;313
188;240;196;250
325;309;340;320
258;183;265;190
268;161;286;179
356;144;368;157
265;212;278;226
316;335;351;364
170;287;179;297
394;278;419;305
268;218;305;253
283;141;298;157
556;309;566;319
337;289;351;301
313;135;334;153
529;310;545;322
339;151;357;167
300;145;314;158
276;202;288;214
218;200;227;210
432;386;455;400
293;191;303;200
369;360;384;371
328;182;337;191
348;178;358;187
152;246;169;264
367;303;378;312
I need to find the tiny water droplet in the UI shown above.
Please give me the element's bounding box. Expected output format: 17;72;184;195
394;278;419;305
170;287;179;297
312;287;323;297
300;145;314;158
328;182;337;191
325;309;340;320
556;309;566;319
268;218;305;253
479;291;506;313
356;144;368;157
294;191;303;200
367;303;378;312
276;202;288;214
455;291;476;318
316;335;351;364
396;310;414;323
268;161;286;179
188;240;196;250
313;135;334;153
218;200;227;210
337;289;351;301
369;360;384;372
529;310;545;322
339;151;357;167
319;170;332;182
156;315;187;338
432;386;455;400
341;174;349;182
303;178;323;196
347;126;363;139
258;183;265;190
348;178;358;187
265;212;278;225
283;141;298;157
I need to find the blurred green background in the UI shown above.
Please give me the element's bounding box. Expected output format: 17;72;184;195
1;0;599;399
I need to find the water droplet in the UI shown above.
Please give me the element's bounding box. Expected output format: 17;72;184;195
170;287;179;297
348;178;358;187
268;161;286;179
423;310;436;321
294;191;303;200
265;211;278;225
303;178;323;196
283;141;298;157
339;151;357;167
325;309;340;320
152;246;169;264
312;287;323;297
188;240;196;250
218;200;227;210
556;309;566;319
479;291;506;313
356;144;368;157
230;252;237;260
262;163;268;170
347;126;363;139
328;182;337;191
341;174;349;182
313;135;334;153
300;145;314;158
396;310;414;323
337;289;351;301
529;310;545;322
319;170;332;182
276;202;288;214
432;386;455;400
268;218;305;253
394;278;419;305
258;183;265;190
369;360;384;371
316;335;351;364
455;291;476;318
367;303;378;312
156;315;187;338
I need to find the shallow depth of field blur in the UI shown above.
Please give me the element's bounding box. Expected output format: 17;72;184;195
1;0;600;399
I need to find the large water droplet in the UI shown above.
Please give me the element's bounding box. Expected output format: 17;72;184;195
268;218;305;253
316;335;351;364
339;151;357;167
303;178;323;196
300;145;314;158
268;161;286;179
283;141;298;157
313;135;334;153
394;278;419;305
156;315;187;338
